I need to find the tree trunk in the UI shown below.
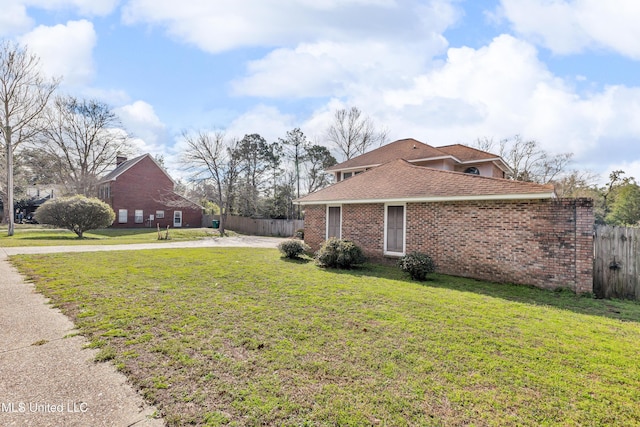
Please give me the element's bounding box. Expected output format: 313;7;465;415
6;127;14;236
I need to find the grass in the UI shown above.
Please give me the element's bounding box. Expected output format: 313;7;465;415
11;248;640;426
0;226;227;247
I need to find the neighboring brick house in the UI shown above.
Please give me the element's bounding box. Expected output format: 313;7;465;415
326;138;512;181
296;157;594;294
97;154;202;228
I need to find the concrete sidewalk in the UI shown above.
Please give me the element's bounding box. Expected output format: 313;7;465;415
0;235;284;257
0;236;282;426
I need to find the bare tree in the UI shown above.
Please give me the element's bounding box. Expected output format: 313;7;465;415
0;40;59;235
180;130;241;236
552;170;599;198
326;106;388;161
472;135;572;184
36;95;132;196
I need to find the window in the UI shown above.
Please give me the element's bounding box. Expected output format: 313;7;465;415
99;184;111;200
118;209;128;223
327;206;341;239
135;210;143;223
343;172;352;179
384;204;405;256
173;210;182;227
156;210;165;219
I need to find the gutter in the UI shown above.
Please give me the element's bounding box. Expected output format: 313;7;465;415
294;192;556;206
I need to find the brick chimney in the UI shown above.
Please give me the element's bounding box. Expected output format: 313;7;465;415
116;156;127;167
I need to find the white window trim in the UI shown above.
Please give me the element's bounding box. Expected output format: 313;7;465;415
118;209;128;224
173;210;182;227
326;205;342;239
134;209;144;223
383;203;406;257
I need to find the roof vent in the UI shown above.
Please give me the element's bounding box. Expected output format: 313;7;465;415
464;167;480;175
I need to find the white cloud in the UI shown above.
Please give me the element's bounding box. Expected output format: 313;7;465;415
499;0;640;58
0;1;33;36
26;0;118;16
226;105;296;143
115;100;169;154
0;0;118;36
18;20;96;85
287;35;640;171
121;0;459;53
232;38;445;99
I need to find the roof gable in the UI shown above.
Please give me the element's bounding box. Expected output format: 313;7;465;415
297;159;555;205
437;144;500;162
98;154;175;185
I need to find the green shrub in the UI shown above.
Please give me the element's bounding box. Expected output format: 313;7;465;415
315;237;366;269
35;195;115;238
278;239;310;259
398;251;436;281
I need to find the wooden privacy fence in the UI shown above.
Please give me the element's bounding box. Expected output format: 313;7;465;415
593;225;640;300
204;214;303;237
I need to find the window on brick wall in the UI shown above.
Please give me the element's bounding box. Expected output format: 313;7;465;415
156;210;165;219
118;209;127;223
135;210;143;223
326;206;341;239
384;204;405;256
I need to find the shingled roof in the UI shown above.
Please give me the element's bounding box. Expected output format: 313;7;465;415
296;159;555;205
437;144;502;163
325;138;510;173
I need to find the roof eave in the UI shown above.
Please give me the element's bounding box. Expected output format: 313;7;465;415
295;192;556;206
328;164;381;173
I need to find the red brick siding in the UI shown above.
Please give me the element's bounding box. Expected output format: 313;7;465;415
303;205;327;250
342;204;385;259
102;156;202;228
304;198;594;293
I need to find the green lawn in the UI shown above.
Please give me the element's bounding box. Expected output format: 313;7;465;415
11;248;640;426
0;226;222;246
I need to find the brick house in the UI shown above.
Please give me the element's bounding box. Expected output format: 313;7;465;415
97;154;202;228
296;153;594;293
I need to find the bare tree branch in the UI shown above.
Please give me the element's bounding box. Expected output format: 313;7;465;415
35;95;133;196
0;40;59;235
180;130;241;235
471;135;573;184
326;106;388;161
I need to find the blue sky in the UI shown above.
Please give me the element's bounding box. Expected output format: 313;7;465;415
3;0;640;183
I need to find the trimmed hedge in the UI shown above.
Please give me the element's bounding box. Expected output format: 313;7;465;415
398;251;436;281
278;239;310;259
315;237;366;269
